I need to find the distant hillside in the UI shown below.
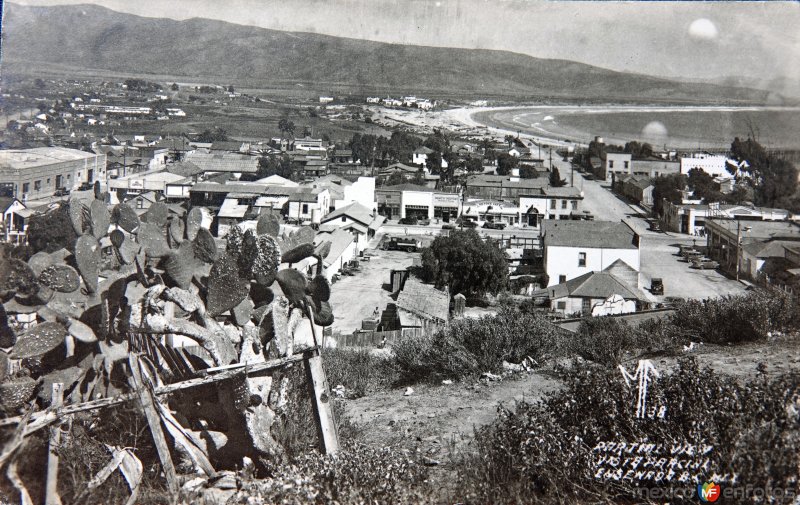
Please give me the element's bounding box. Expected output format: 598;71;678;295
0;3;776;103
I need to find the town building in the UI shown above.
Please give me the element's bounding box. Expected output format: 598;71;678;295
184;152;259;178
376;184;461;222
705;218;800;277
680;152;737;178
533;268;648;317
614;174;654;207
541;220;640;287
384;278;449;333
518;186;584;226
0;147;107;201
464;174;550;200
319;202;385;252
600;152;632;182
661;201;790;235
314;228;358;282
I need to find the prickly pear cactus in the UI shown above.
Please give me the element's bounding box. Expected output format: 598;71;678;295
38;264;80;293
74;234;100;293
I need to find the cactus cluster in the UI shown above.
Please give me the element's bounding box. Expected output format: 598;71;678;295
0;191;337;471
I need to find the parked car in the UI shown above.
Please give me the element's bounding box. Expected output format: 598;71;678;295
398;217;418;225
650;277;664;295
418;219;431;226
385;236;421;252
681;249;702;261
461;220;478;229
692;258;719;270
77;182;93;191
483;221;506;230
441;223;456;230
648;221;661;232
54;187;70;197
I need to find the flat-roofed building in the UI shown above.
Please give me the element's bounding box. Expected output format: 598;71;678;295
0;147;107;201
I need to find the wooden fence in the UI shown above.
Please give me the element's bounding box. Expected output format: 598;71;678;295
325;328;423;348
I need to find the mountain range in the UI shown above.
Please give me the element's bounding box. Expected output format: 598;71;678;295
0;2;781;103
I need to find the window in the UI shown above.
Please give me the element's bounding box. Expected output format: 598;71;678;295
550;199;556;209
34;180;41;191
578;252;587;267
624;161;629;169
609;160;614;168
302;203;309;214
582;298;591;314
559;275;567;284
571;201;578;210
556;301;566;310
47;178;51;184
561;200;567;209
22;183;29;194
342;216;346;222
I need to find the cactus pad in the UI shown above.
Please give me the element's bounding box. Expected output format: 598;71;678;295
38;264;81;293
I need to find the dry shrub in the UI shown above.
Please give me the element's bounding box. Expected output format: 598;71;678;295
456;359;800;504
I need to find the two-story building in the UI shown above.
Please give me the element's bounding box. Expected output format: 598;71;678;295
518;186;584;227
376;184;461;222
541;220;641;287
0;147;107;201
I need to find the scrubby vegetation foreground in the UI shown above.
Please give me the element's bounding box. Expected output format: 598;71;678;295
2;289;799;503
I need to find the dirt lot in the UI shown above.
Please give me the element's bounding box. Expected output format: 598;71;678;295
328;249;418;334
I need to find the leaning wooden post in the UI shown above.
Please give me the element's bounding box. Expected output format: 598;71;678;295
303;311;339;455
45;382;64;505
128;354;179;496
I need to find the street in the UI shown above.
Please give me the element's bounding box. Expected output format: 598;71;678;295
549;154;746;301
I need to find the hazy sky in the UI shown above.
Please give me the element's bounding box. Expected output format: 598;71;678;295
8;0;800;84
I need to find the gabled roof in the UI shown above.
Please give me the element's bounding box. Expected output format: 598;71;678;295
314;228;355;267
742;239;797;259
396;278;449;323
185;152;259;174
321;202;374;226
166;161;203;178
414;146;434;155
542;220;638;250
544;271;642;301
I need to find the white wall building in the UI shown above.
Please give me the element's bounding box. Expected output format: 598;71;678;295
680;153;736;178
340;176;375;210
541;220;641;287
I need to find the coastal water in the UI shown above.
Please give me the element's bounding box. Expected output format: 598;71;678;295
471;106;800;150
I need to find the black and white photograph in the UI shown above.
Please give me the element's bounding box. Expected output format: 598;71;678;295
0;0;799;503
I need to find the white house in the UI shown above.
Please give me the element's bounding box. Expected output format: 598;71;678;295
541;220;641;287
534;269;646;316
319;202;385;252
314;228;358;282
412;147;448;169
518;186;584;227
287;188;330;224
340;176;375;210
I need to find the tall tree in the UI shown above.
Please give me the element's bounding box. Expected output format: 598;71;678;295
652;174;687;216
730;136;798;209
496;153;518;176
420;230;508;297
549;167;567;187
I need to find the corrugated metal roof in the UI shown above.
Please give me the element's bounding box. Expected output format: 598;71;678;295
396;278;449;323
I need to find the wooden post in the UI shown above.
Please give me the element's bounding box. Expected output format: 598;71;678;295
128;355;179;496
305;350;339;455
45;382;64;505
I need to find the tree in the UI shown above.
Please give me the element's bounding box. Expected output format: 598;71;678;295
730;136;798;209
424;129;450;154
420;230;508;297
277;118;295;140
247;154;295;181
171;83;179;91
549;167;567;187
196;127;228;143
504;134;517;148
426;151;443;174
624;141;654;159
466;157;483;173
26;203;77;254
496;153;518;176
228;85;235;93
652;174;687;216
688;168;723;203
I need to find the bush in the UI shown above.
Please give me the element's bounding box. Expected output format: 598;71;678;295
393;308;565;382
669;289;798;344
457;359;800;504
572;317;635;366
230;441;430;505
321;348;398;398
